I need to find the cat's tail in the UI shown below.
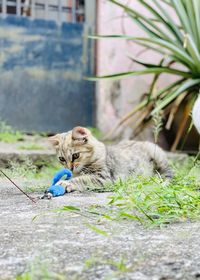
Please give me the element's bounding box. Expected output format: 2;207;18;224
145;142;173;179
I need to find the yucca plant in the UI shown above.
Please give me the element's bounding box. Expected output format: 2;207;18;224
89;0;200;150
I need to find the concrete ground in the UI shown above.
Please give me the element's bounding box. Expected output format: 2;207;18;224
1;178;200;280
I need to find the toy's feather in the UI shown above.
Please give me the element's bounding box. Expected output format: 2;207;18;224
45;168;73;198
52;168;72;185
47;185;65;197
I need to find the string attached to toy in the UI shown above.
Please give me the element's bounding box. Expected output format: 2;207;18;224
0;169;36;203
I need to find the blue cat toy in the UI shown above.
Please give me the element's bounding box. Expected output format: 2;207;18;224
41;168;73;199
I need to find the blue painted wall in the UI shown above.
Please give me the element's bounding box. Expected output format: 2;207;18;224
0;16;94;132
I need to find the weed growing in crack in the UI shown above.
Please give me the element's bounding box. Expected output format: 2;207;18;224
4;158;37;179
83;254;130;279
15;260;66;280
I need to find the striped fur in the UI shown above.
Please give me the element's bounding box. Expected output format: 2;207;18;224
49;127;173;193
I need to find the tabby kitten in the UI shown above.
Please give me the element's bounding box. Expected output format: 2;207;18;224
49;126;173;193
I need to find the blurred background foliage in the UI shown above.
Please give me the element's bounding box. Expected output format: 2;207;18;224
90;0;200;152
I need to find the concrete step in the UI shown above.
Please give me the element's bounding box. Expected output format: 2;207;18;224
0;135;56;167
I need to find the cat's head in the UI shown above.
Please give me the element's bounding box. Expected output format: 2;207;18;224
49;126;103;174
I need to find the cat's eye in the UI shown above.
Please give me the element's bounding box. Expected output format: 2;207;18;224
72;153;80;161
59;157;65;162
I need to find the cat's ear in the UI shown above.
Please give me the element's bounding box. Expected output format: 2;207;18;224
72;126;90;144
49;134;60;147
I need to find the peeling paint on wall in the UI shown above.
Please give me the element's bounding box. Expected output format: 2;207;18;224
0;16;94;132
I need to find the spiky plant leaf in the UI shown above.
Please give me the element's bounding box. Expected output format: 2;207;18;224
89;0;200;149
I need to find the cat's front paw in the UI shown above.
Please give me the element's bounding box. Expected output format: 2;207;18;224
56;180;75;193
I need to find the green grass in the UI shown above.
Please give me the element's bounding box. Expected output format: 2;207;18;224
36;162;61;180
2;153;200;227
0;121;48;144
15;255;129;280
0;131;24;143
104;158;200;226
18;143;44;150
83;254;130;279
15;262;66;280
0;155;66;196
87;127;103;140
1;158;61;180
4;158;38;179
57;157;200;227
16;270;65;280
0;121;25;143
0;158;61;193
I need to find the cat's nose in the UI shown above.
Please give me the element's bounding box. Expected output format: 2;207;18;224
67;162;73;170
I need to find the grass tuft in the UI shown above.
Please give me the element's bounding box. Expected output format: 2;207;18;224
15;261;66;280
18;143;43;150
106;159;200;226
52;157;200;228
0;158;61;193
0;121;24;143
